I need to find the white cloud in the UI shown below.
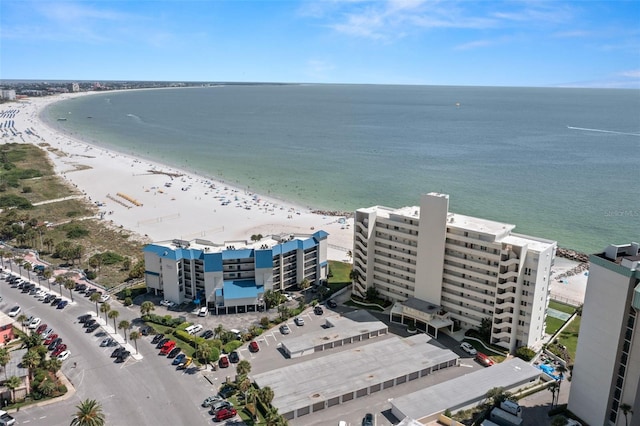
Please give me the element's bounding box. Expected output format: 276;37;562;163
619;69;640;78
454;39;493;50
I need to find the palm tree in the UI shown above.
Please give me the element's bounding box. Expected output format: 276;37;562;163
44;357;62;374
258;386;275;406
37;377;56;397
548;381;559;408
42;267;53;291
214;324;225;339
236;359;252;377
55;275;65;296
118;320;131;343
5;376;21;403
108;310;120;332
195;344;212;364
99;302;110;324
70;399;105;426
620;403;633;426
129;331;140;354
16;314;27;333
64;278;76;302
238;376;251;402
22;349;40;390
89;292;101;316
0;348;10;380
140;301;155;317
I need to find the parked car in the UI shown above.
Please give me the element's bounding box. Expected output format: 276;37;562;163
156;338;170;349
78;314;92;323
314;305;324;315
294;317;304;326
75;284;87;292
43;294;55;303
84;288;96;297
159;341;176;355
460;342;477;355
280;324;291;335
159;299;172;307
28;318;42;329
177;356;192;370
111;347;125;358
218;356;229;368
228;351;239;363
248;341;260;352
35;324;48;334
48;338;63;351
198;306;208;317
84;319;97;328
218;384;235;399
44;334;59;345
213;407;237;421
167;347;181;358
41;328;54;339
209;400;233;414
327;299;338;308
362;412;374;426
99;294;110;303
57;300;68;309
116;350;130;363
7;306;20;317
200;330;214;339
140;326;151;336
52;344;68;357
86;323;100;333
172;353;186;365
50;297;62;306
100;337;114;347
185;324;203;335
57;350;71;361
202;395;223;407
151;334;165;345
475;352;494;367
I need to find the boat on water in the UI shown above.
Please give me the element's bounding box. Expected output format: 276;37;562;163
57;117;67;121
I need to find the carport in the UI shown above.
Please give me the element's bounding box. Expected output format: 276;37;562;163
389;297;454;338
390;358;541;423
280;310;388;358
253;334;459;420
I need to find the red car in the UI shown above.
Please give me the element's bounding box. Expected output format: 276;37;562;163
44;334;58;345
35;324;48;334
248;341;259;352
52;344;67;357
218;356;229;368
159;341;176;355
475;352;494;367
214;407;237;421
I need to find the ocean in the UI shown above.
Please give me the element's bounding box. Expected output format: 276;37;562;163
43;84;640;254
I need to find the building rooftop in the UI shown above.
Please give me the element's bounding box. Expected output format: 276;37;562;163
281;310;388;355
254;334;458;415
391;358;540;422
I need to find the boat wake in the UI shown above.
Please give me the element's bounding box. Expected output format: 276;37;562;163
567;126;640;136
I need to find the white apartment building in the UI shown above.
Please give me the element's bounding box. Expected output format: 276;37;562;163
352;192;556;352
568;242;640;426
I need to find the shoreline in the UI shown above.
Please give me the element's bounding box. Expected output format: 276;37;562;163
9;91;356;261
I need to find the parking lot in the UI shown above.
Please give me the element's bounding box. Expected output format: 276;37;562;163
138;291;484;426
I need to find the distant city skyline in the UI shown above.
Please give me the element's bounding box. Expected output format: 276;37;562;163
1;0;639;88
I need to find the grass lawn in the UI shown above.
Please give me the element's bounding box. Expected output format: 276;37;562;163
549;300;577;314
556;315;581;359
328;260;350;284
546;316;565;335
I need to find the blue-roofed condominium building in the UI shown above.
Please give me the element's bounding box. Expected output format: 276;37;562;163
144;231;328;314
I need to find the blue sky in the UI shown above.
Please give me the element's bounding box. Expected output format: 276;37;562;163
1;0;639;87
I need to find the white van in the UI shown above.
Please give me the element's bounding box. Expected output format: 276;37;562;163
500;400;522;417
198;306;208;317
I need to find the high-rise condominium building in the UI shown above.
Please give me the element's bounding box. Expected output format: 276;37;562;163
568;242;640;426
352;192;556;352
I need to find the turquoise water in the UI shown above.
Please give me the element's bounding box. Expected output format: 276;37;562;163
43;85;640;253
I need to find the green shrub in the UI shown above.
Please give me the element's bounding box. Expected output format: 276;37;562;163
62;223;89;239
223;340;244;354
101;251;124;265
515;346;536;361
124;297;132;306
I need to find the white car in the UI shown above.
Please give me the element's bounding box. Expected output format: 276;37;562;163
28;318;42;329
159;300;172;307
294;317;304;326
280;324;291;335
35;290;47;298
57;350;71;361
186;324;203;335
99;294;110;303
460;342;477;355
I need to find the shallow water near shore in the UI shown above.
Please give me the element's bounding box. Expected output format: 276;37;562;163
43;84;640;253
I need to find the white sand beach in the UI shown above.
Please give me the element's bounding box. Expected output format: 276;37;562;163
5;92;355;261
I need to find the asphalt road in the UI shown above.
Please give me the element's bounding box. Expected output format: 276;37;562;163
0;271;225;426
